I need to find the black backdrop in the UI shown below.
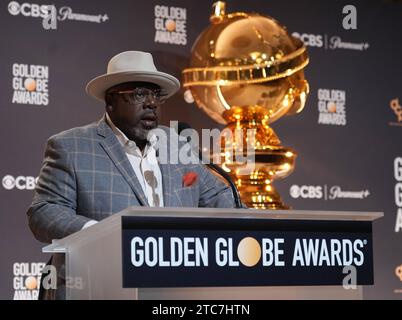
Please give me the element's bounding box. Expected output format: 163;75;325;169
0;0;401;299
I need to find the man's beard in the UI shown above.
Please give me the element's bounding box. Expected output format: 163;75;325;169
128;124;156;143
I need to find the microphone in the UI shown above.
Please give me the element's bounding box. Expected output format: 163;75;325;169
177;122;242;209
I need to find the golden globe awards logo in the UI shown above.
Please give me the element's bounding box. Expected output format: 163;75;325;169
396;265;402;282
394;264;402;295
318;88;347;126
12;63;49;106
130;236;367;268
154;5;187;46
123;216;374;288
389;98;402;127
13;262;45;300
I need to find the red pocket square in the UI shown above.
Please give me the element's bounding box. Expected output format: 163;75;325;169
182;172;198;187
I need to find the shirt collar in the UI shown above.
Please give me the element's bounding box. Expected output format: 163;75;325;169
105;113;157;156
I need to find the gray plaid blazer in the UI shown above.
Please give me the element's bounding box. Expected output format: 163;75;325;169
28;116;237;300
28;116;235;244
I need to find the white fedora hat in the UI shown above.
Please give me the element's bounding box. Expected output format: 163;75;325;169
86;51;180;102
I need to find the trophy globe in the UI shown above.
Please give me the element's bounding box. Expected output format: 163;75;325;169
183;2;309;209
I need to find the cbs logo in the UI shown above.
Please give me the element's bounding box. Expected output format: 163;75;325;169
8;1;49;18
290;185;323;199
2;175;38;190
292;32;323;48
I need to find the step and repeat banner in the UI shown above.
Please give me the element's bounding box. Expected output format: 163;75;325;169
0;0;401;299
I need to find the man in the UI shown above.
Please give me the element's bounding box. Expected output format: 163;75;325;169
27;51;236;299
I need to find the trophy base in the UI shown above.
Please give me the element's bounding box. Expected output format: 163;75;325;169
236;180;290;210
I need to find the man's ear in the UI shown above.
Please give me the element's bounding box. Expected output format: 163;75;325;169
106;103;113;112
105;92;114;111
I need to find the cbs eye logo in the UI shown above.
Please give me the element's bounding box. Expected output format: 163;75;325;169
8;1;20;15
2;175;15;190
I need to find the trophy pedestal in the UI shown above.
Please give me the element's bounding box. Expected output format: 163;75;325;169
220;119;296;210
236;179;290;210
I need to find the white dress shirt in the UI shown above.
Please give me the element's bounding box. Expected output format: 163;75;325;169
82;114;164;229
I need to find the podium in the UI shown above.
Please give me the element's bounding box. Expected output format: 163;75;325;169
43;207;382;300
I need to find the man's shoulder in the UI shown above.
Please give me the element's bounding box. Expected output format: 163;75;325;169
49;121;99;141
46;120;102;151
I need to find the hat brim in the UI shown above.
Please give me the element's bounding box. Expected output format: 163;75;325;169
86;71;181;102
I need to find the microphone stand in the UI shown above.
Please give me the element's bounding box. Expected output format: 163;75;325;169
177;122;243;209
205;161;242;209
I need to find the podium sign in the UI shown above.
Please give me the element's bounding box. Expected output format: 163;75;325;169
43;207;382;299
122;216;373;288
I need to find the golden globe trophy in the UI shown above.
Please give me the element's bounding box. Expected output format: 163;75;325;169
182;2;309;209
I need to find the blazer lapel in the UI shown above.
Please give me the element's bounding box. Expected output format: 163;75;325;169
97;118;149;207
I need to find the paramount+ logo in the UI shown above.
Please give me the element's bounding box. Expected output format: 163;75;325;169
130;236;367;268
2;175;38;191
